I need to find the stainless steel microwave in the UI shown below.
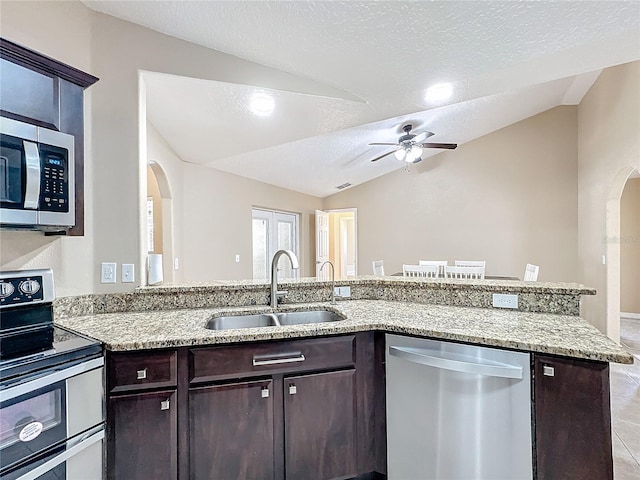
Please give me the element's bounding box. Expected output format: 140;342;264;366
0;117;75;231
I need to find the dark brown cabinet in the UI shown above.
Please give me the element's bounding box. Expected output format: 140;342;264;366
533;354;613;480
108;390;177;480
106;350;179;480
189;379;275;480
0;38;98;235
284;370;357;480
106;333;379;480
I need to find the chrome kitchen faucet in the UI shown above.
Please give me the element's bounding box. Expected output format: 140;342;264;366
270;249;299;308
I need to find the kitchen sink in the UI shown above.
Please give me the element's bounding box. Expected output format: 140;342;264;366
206;314;279;330
276;310;343;325
206;310;344;330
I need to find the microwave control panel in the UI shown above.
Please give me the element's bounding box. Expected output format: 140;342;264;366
39;148;69;213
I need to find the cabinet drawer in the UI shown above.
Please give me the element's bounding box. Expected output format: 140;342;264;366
190;335;356;384
108;350;177;393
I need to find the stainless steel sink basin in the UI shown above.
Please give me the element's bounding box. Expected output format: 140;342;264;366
206;310;344;330
206;314;278;330
276;310;343;325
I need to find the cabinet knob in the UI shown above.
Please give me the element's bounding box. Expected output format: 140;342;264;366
136;368;147;380
543;365;555;377
261;388;270;399
160;399;170;410
289;384;297;395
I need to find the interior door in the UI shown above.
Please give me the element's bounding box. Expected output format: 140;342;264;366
315;209;330;279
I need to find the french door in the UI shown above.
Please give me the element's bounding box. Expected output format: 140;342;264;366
252;208;299;281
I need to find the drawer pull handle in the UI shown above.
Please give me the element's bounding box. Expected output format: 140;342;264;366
136;368;147;380
261;388;270;399
252;353;306;366
160;400;170;411
289;384;297;395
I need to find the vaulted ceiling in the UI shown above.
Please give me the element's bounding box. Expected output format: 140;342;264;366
84;1;640;197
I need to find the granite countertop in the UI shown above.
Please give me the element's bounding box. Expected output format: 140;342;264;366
134;276;596;295
57;300;633;364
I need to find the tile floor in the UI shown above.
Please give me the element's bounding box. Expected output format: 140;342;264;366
611;317;640;479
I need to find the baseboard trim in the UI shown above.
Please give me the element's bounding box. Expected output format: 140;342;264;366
621;312;640;320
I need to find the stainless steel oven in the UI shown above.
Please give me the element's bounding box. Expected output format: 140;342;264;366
0;117;75;231
0;269;104;480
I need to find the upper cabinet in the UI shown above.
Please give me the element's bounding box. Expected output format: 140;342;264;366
0;37;98;236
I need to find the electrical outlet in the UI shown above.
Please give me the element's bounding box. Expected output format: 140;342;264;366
174;258;179;270
334;286;351;298
235;255;240;263
122;264;135;283
492;293;518;309
101;263;117;284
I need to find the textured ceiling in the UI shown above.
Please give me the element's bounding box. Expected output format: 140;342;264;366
84;1;640;197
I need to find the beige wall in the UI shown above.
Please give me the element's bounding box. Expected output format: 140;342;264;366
577;61;640;336
0;1;352;292
147;123;321;281
620;177;640;314
324;106;579;281
0;1;95;296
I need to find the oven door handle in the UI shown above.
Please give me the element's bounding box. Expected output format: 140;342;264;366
12;428;104;480
0;357;104;402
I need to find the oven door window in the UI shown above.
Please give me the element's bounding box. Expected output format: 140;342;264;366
0;134;25;208
0;379;66;471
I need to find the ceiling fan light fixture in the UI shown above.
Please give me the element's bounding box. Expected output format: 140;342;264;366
249;92;275;116
394;148;407;161
424;82;453;104
410;145;423;158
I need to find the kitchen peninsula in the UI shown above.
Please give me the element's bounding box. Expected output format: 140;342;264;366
55;277;632;480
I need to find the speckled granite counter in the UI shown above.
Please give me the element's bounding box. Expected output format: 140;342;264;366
54;276;595;319
56;300;633;364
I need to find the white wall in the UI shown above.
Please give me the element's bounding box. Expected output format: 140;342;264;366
323;106;579;281
577;61;640;337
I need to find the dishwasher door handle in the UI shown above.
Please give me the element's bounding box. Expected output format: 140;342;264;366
388;346;523;379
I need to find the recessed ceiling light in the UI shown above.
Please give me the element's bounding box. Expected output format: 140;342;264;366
424;83;453;104
249;92;275;116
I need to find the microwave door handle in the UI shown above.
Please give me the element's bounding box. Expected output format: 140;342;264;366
23;140;41;209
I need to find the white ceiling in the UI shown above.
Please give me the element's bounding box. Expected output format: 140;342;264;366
84;1;640;198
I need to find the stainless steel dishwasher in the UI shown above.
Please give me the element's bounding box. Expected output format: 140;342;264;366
386;334;533;480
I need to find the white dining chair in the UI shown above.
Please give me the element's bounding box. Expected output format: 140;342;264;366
445;265;485;280
524;264;540;281
419;260;448;278
454;260;486;268
372;260;385;276
403;264;439;278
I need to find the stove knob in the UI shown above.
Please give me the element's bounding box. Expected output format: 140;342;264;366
19;279;41;295
0;281;15;298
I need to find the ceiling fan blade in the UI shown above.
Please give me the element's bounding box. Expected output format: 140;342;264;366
411;131;435;143
370;149;397;162
369;142;398;146
420;142;458;150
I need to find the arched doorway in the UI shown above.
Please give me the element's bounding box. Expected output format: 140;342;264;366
605;166;640;343
146;161;174;284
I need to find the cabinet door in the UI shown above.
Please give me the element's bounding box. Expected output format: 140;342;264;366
108;390;177;480
534;355;613;480
284;370;357;480
189;379;275;480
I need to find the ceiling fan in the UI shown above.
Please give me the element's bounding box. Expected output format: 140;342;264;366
369;124;457;164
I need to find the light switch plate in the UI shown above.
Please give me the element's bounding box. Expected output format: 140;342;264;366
122;264;135;283
492;293;518;309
